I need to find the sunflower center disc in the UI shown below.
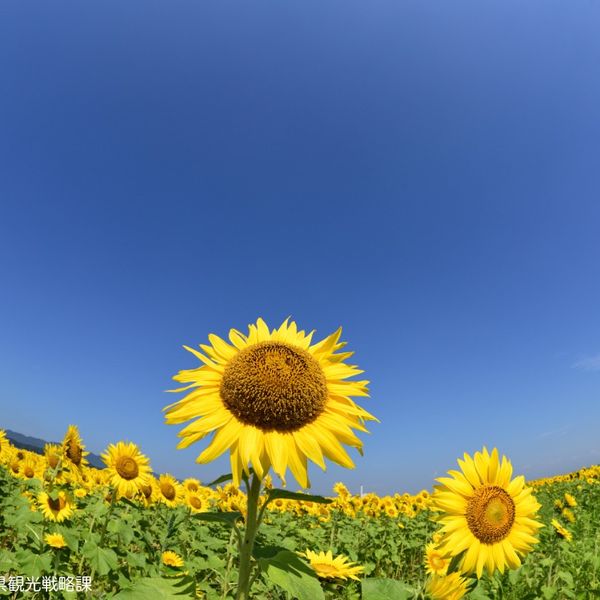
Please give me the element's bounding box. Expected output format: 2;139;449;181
466;485;516;544
116;456;139;480
220;341;328;432
189;496;202;510
66;442;82;466
48;454;59;469
48;496;66;512
161;483;176;501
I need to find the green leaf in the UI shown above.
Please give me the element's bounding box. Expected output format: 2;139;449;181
361;578;414;600
192;511;243;526
0;549;19;572
15;549;52;577
557;571;574;587
446;550;466;575
542;585;557;600
82;540;119;576
259;550;325;600
266;489;332;505
112;576;196;599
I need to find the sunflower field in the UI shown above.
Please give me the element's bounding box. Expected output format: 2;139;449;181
1;428;600;599
1;319;599;599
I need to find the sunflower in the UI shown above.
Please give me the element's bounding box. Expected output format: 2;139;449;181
301;549;363;581
62;425;89;471
425;572;471;600
162;551;184;568
424;542;450;576
164;318;377;488
157;474;184;507
183;478;202;494
185;492;209;513
37;491;75;522
564;493;577;507
44;444;63;471
0;429;11;463
551;518;572;542
102;442;152;498
432;447;542;578
45;533;68;549
19;456;41;481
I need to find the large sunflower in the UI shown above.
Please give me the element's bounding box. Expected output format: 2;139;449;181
164;318;377;488
102;442;152;498
432;447;542;578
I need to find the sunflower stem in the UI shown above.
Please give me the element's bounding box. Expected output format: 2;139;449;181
235;473;262;600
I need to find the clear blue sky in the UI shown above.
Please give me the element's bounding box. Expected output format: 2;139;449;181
1;1;599;495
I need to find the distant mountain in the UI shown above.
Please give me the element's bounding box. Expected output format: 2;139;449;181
4;429;105;469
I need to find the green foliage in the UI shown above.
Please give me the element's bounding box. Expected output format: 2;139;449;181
0;463;599;599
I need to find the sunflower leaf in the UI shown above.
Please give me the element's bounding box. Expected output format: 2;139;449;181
447;549;466;575
259;550;324;600
111;576;196;599
361;578;414;600
206;468;256;487
266;489;332;505
192;511;243;526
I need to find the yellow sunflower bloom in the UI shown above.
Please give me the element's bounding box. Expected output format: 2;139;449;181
157;474;184;507
564;493;577;507
185;492;210;513
162;551;184;568
183;478;202;494
37;491;75;522
102;441;152;498
164;318;377;488
62;425;89;472
301;549;364;580
426;572;471;600
424;542;450;576
0;429;12;463
45;533;68;549
432;447;542;578
551;518;572;542
44;444;63;471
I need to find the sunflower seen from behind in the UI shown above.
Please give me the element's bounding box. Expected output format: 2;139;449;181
164;317;377;488
432;447;542;579
102;441;152;498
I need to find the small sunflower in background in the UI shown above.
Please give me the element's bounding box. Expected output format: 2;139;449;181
45;533;68;549
0;429;11;462
426;572;470;600
164;317;377;488
162;551;184;568
424;542;450;576
551;518;573;542
102;441;152;498
564;492;577;507
37;491;75;522
185;492;209;514
432;447;542;578
44;443;63;471
183;477;202;494
62;425;89;472
157;474;184;507
301;549;364;581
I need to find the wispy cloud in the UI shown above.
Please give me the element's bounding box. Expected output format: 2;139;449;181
572;354;600;372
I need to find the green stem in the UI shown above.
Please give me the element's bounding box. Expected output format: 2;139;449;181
235;474;263;600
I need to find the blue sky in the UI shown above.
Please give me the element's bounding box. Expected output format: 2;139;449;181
1;1;600;495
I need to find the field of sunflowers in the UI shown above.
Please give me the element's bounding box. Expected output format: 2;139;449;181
1;319;599;599
1;426;599;599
